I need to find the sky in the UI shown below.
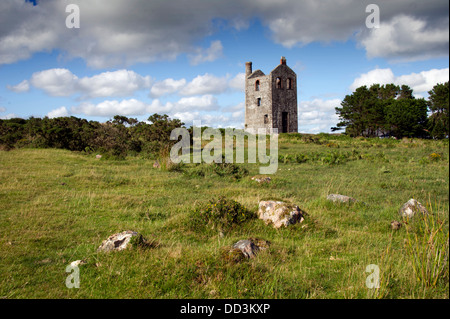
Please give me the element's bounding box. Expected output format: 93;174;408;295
0;0;448;133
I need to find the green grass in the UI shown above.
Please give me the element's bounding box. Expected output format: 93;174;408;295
0;135;448;299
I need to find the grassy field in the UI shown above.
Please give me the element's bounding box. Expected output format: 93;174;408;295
0;134;448;299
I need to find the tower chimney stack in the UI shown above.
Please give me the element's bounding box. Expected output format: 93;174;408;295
280;56;286;65
245;62;252;76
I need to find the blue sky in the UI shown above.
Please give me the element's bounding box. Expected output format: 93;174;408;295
0;0;448;133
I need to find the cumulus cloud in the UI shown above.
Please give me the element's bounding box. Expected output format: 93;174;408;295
68;94;218;117
30;68;78;96
7;80;30;93
350;67;449;93
180;73;227;96
298;99;342;133
47;106;70;118
77;70;152;99
150;78;187;98
1;0;447;67
350;69;395;91
189;40;223;65
228;73;245;92
71;99;149;117
12;68;152;99
359;15;449;61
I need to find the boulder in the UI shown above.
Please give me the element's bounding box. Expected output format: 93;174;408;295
327;194;356;203
97;230;139;252
251;176;271;183
258;201;305;228
399;199;428;218
232;238;270;259
70;259;87;267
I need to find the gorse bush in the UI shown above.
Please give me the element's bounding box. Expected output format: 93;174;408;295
190;197;255;231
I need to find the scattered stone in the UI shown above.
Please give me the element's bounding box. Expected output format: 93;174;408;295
153;160;160;168
97;230;139;252
96;154;102;159
251;176;271;183
327;194;356;204
391;220;402;230
70;259;87;267
258;201;305;229
399;199;428;218
232;238;270;259
36;258;52;264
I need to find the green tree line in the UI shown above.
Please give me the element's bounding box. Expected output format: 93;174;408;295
333;82;449;139
0;113;183;159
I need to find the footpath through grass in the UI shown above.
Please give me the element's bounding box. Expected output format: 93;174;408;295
0;135;448;298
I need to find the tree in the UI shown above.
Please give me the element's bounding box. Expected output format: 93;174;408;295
427;81;449;139
385;98;428;138
335;84;416;137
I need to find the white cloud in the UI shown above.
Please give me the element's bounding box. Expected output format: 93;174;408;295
180;73;227;96
350;68;449;93
172;111;239;128
350;69;395;91
396;68;449;93
0;106;6;113
228;73;245;92
359;15;449;62
189;40;223;65
16;68;152;99
77;69;152;99
298;98;342;133
30;68;78;96
0;113;18;120
47;106;70;118
150;78;187;98
68;94;218;117
7;80;30;93
71;99;148;117
175;95;218;111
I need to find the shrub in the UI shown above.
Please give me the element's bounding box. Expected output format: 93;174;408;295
190;197;255;231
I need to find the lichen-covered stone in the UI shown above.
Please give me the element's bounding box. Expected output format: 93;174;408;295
231;238;271;259
97;230;138;252
399;199;428;218
258;200;305;228
251;176;271;183
327;194;356;204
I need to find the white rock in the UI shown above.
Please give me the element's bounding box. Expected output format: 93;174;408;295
258;201;305;229
327;194;356;203
399;199;428;218
97;230;138;252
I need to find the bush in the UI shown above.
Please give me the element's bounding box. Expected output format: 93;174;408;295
190;197;255;231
